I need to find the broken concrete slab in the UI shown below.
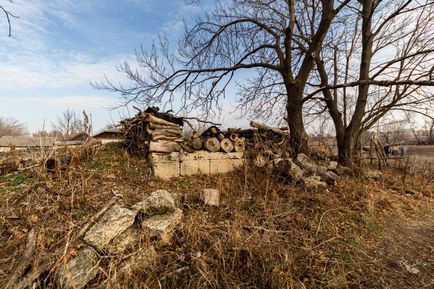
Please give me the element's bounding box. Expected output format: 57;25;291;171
140;208;183;245
83;205;136;252
201;189;220;206
151;151;245;179
55;246;99;289
132;190;176;216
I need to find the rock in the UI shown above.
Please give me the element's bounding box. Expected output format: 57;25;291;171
288;159;304;182
327;161;338;171
336;165;353;176
106;226;141;255
303;176;328;191
296;153;328;176
272;158;303;182
119;245;158;274
365;170;383;181
55;246;99;289
296;153;317;173
132;190;176;216
140;208;183;244
201;189;220;206
400;260;420;275
84;205;136;252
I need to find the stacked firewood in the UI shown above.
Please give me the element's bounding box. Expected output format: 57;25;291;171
189;126;246;153
120;107;184;155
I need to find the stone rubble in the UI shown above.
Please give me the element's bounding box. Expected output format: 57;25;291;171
55;246;99;289
56;189;183;289
83;205;136;252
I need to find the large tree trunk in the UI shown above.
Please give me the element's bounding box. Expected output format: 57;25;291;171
286;97;308;156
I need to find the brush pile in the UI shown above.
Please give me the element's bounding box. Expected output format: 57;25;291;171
120;107;184;156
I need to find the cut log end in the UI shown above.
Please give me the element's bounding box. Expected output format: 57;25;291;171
204;137;221;152
191;138;203;150
234;139;245;152
220;138;234;153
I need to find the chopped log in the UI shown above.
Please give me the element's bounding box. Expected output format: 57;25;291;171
229;133;239;142
149;141;181;153
220;138;234;153
142;113;181;128
216;132;225;141
204;137;221;152
148;123;183;130
233;139;246;152
201;126;220;138
146;128;182;137
191;138;203;150
152;135;184;142
250;121;288;136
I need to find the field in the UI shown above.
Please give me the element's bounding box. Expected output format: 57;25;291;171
0;144;433;289
406;145;434;168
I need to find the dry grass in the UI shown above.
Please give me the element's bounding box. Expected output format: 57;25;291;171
0;143;433;288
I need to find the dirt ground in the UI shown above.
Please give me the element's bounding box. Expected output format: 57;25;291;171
371;219;434;288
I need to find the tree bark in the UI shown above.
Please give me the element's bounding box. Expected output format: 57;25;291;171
285;86;308;156
339;0;374;165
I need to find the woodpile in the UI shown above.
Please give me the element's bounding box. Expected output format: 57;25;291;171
188;126;246;153
120;107;184;156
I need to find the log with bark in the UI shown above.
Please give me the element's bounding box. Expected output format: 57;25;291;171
233;139;246;152
190;137;203;150
204;137;221;152
220;138;234;153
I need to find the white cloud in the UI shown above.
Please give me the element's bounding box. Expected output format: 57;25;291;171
0;53;135;90
24;95;119;109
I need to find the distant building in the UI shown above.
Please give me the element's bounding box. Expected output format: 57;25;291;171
0;136;55;152
68;132;90;142
93;129;124;144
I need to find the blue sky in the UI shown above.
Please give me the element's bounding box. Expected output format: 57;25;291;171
0;0;241;133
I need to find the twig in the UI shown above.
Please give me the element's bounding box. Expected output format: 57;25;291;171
181;116;221;126
6;228;38;289
315;208;340;237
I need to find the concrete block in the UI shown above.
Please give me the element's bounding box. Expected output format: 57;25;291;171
209;158;244;174
180;159;210;176
201;189;220;206
153;160;180;179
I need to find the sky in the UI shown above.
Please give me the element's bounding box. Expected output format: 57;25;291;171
0;0;246;134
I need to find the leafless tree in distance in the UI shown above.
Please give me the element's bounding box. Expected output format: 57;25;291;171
52;108;84;139
0;117;26;137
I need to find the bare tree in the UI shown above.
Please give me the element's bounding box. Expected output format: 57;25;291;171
1;0;16;36
96;0;350;155
0;117;26;137
52;108;84;139
309;0;434;163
